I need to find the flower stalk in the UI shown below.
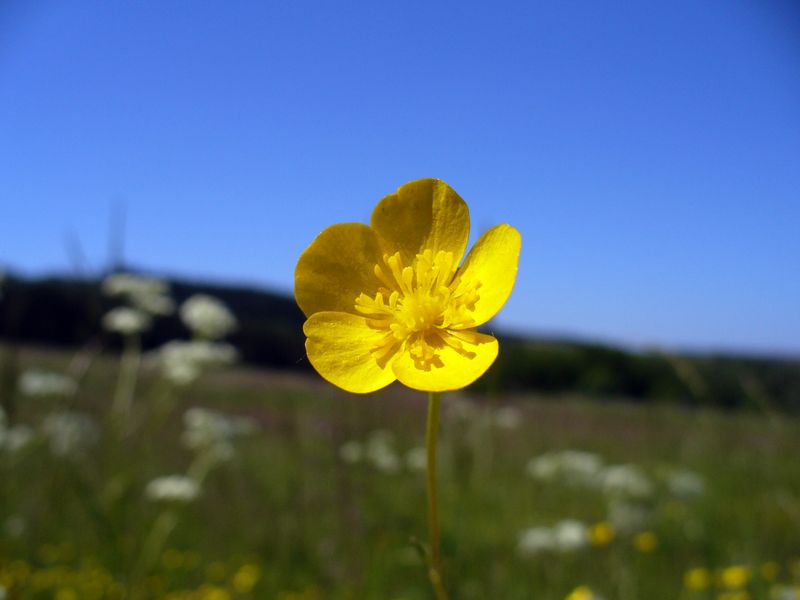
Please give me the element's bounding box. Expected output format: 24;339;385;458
112;333;141;422
426;391;448;600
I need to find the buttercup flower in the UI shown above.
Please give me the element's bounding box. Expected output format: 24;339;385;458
295;178;521;393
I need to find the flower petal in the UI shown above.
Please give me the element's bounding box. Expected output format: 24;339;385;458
371;179;470;266
295;223;385;317
392;330;498;392
304;312;397;394
453;224;521;327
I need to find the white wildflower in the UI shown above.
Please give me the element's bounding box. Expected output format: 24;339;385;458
145;475;200;503
103;307;151;335
0;408;33;453
607;498;652;534
102;273;174;315
365;430;400;474
771;585;800;600
339;441;363;464
182;407;257;455
553;519;589;552
405;446;427;471
601;464;653;499
0;425;33;453
447;398;480;423
40;411;99;457
0;582;6;600
18;369;77;397
518;527;555;555
493;406;523;430
527;450;604;487
180;294;237;340
665;468;705;499
155;340;237;385
3;515;25;538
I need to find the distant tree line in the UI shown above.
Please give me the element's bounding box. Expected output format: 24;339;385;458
1;273;798;411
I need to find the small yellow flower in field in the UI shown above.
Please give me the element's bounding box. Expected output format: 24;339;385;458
198;585;232;600
589;521;615;546
760;561;780;581
633;531;658;553
232;564;261;593
718;565;751;589
295;178;521;393
55;589;78;600
565;585;601;600
684;567;711;590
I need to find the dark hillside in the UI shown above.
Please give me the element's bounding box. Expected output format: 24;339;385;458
1;272;798;411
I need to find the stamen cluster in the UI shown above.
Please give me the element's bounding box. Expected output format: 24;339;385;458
355;250;481;369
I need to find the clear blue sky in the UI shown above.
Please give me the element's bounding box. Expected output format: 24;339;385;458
2;1;799;355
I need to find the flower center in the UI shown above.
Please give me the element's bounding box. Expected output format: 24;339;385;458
355;249;481;368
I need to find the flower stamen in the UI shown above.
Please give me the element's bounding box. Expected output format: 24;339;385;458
355;250;482;369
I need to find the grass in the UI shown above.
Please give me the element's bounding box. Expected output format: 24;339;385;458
1;343;799;600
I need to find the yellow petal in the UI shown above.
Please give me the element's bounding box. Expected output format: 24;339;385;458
295;223;384;317
371;179;470;266
392;330;498;392
304;312;397;393
453;224;521;327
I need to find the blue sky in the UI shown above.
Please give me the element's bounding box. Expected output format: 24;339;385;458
1;1;799;355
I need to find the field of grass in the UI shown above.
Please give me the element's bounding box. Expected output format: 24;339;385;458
1;342;799;600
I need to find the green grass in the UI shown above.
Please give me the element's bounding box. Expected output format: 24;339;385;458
1;344;799;600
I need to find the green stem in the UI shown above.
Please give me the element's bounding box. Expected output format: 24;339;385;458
426;391;449;600
112;334;141;422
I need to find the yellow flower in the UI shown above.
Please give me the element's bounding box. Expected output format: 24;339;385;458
295;179;521;393
589;522;615;546
684;567;711;591
718;565;751;589
633;531;658;553
565;585;598;600
232;564;261;593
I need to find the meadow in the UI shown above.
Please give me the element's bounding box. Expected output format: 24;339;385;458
0;280;799;600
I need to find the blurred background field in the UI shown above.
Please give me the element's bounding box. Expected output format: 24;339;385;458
3;1;800;598
0;274;799;599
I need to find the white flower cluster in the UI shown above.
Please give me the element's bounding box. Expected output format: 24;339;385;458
526;449;707;534
154;340;237;385
102;273;175;316
182;407;258;461
102;307;152;336
102;273;174;336
601;464;653;499
338;431;426;474
180;294;237;340
528;451;657;499
606;498;652;534
518;519;590;556
40;411;99;457
18;369;77;397
493;406;523;430
527;450;606;488
145;475;200;503
0;408;33;453
446;399;523;430
664;467;706;498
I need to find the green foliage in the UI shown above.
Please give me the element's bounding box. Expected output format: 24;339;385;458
1;346;800;599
